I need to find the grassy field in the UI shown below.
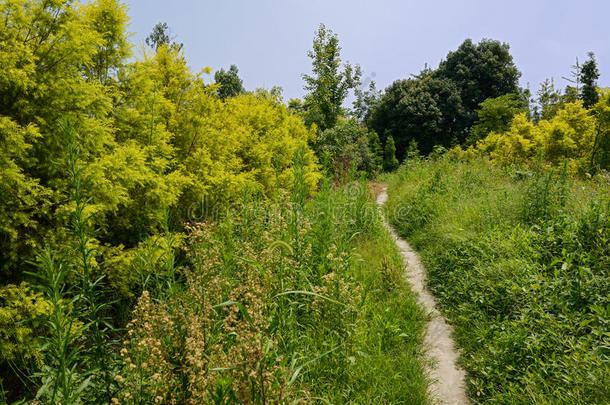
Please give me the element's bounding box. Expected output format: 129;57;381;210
384;157;610;404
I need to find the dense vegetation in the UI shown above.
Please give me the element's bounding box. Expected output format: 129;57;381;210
385;157;609;403
2;0;609;403
0;1;426;403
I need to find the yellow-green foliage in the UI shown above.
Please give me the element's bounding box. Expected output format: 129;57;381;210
474;102;598;172
0;283;50;367
0;0;319;286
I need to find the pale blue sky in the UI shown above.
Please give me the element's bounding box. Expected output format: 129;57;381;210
125;0;609;101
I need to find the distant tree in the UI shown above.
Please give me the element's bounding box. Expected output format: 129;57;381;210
316;118;378;176
288;98;305;114
145;22;183;51
368;130;383;173
434;38;521;134
563;86;580;104
562;57;582;103
368;76;463;157
470;93;529;143
214;65;244;99
352;79;381;121
302;24;361;131
404;139;420;160
536;78;562;121
383;136;399;172
581;52;600;109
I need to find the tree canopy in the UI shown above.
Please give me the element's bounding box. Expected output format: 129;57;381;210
302;24;361;131
368;76;463;158
214;64;245;99
435;38;522;130
368;38;522;158
581;52;600;108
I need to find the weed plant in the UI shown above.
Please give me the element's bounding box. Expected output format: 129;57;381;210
109;151;429;403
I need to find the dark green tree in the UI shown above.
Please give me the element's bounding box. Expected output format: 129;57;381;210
316;118;378;176
214;64;245;99
302;24;361;131
581;52;600;109
288;98;305;114
368;130;383;173
368;76;463;158
383;136;399;172
434;38;521;134
145;22;183;51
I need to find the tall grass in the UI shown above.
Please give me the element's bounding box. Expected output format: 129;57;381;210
385;156;610;404
24;129;430;403
109;152;429;403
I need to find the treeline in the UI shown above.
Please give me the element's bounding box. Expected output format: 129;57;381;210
290;25;607;178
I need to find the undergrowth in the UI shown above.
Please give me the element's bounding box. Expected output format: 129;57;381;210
22;144;429;403
385;156;610;404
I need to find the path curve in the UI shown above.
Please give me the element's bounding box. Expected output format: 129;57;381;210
377;186;469;405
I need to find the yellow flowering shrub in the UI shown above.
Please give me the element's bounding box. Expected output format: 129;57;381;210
475;102;597;172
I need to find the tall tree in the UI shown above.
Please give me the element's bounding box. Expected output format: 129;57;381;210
368;76;463;157
214;65;245;99
145;22;183;51
302;24;361;131
581;52;600;109
435;38;521;134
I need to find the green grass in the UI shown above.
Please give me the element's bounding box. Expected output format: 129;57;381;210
385;157;610;404
344;231;429;404
101;173;430;404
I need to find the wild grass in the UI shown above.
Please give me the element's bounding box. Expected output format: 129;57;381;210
18;125;429;402
385;156;610;404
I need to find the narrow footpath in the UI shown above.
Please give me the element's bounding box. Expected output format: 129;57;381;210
376;186;469;405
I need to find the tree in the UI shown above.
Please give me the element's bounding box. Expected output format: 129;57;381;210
145;22;183;51
536;78;562;121
383;136;399;172
581;52;600;109
470;93;529;143
368;76;463;157
214;65;245;99
368;130;383;173
435;38;521;134
83;0;131;83
592;91;610;170
352;79;381;121
316;118;379;176
302;24;361;131
562;57;582;103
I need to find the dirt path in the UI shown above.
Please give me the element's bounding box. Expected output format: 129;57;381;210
376;186;469;405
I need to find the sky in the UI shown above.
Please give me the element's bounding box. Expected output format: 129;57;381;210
125;0;609;102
